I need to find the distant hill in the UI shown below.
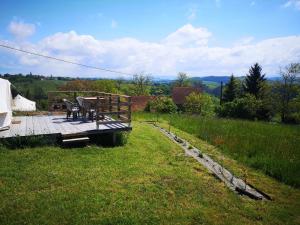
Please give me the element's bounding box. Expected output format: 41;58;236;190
190;76;231;84
190;75;281;84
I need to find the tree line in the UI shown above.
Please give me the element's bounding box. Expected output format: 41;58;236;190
2;63;299;124
220;63;300;123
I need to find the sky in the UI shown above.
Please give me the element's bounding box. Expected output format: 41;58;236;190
0;0;300;78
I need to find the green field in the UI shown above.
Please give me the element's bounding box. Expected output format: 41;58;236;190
11;79;66;96
202;81;219;89
9;78;66;110
133;113;300;188
0;122;299;225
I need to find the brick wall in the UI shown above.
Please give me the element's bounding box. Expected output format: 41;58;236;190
131;96;156;112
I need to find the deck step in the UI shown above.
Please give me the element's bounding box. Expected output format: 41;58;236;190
62;136;90;144
62;132;89;138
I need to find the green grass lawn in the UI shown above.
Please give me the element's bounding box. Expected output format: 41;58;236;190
0;122;299;225
133;113;300;188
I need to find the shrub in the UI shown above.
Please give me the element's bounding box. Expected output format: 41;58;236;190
116;131;130;146
148;97;177;113
184;92;215;116
284;96;300;124
218;94;273;120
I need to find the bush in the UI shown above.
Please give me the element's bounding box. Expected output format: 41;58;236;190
218;94;272;120
147;97;177;113
116;132;130;146
184;93;215;116
284;96;300;124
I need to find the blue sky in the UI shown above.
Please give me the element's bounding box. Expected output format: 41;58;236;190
0;0;300;78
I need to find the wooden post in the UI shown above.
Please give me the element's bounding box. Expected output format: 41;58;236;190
117;96;121;119
128;97;131;124
74;92;77;102
96;96;99;129
109;94;112;113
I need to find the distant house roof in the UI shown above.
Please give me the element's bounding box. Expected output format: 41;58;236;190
172;87;202;105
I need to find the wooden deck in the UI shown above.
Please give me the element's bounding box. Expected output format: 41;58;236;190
0;115;131;139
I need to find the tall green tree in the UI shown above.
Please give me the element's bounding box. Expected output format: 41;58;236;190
243;63;266;98
223;74;239;102
175;72;190;87
184;92;215;116
276;63;300;123
132;73;152;96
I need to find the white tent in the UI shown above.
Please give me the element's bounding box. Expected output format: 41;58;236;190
0;78;37;131
12;94;36;111
0;78;12;130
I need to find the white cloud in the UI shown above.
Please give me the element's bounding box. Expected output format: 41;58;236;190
283;0;300;10
163;24;212;47
1;24;300;78
250;1;256;6
111;20;118;29
8;21;36;39
234;36;255;46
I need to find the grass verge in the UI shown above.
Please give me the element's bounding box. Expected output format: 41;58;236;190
134;112;300;187
0;122;299;224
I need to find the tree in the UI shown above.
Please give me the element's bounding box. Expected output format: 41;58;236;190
90;80;117;93
148;97;177;113
59;80;92;91
25;89;31;99
33;86;47;100
276;63;300;123
115;76;124;91
223;74;239;102
243;63;266;98
218;94;262;120
175;72;190;87
192;80;204;89
184;92;215;116
132;73;152;96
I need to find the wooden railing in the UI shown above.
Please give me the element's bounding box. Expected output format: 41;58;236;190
48;91;131;126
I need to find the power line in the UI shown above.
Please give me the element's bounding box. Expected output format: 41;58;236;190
0;44;134;76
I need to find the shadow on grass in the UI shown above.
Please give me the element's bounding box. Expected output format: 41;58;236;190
0;131;130;150
0;134;59;150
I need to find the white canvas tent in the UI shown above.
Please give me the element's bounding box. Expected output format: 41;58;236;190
0;78;36;131
0;78;12;130
12;94;36;111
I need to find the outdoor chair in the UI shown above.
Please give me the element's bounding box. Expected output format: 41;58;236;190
63;99;80;120
76;96;96;122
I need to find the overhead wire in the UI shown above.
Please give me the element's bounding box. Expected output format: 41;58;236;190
0;44;135;76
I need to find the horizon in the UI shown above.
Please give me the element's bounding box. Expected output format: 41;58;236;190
0;0;300;78
0;72;281;81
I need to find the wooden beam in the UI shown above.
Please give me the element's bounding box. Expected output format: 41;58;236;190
96;120;130;125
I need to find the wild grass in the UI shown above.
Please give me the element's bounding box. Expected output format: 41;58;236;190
134;112;300;187
0;122;299;224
